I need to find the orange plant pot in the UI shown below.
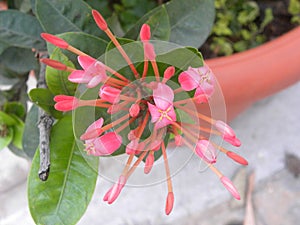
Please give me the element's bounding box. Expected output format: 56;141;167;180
206;26;300;121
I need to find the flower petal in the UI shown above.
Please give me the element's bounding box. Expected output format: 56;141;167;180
78;55;96;70
147;103;161;123
68;70;92;83
92;132;122;156
153;83;174;110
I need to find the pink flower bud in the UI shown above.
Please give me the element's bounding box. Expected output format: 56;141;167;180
92;10;108;30
140;24;151;42
224;136;241;147
129;103;140;117
54;95;79;111
126;139;139;154
165;192;174;215
226;151;248;165
104;175;127;204
220;176;241;200
144;42;156;61
195;140;217;164
163;66;175;81
99;85;121;104
144;153;154;174
174;135;182;146
214;120;236;138
41;33;69;49
40;58;67;71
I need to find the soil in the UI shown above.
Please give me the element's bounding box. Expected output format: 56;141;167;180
200;0;299;59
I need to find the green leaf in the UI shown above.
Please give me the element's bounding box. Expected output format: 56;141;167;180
22;105;39;158
0;47;39;74
3;101;26;119
29;88;63;119
28;115;99;225
125;0;215;48
47;32;108;66
46;48;77;96
10;115;24;149
0;110;17;126
36;0;106;39
125;5;171;41
0;126;13;151
0;10;45;54
165;0;215;47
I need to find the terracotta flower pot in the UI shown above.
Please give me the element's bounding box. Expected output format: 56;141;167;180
206;26;300;121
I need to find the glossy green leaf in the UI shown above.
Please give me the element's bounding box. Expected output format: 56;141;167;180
165;0;215;47
0;111;17;126
22;105;39;158
0;47;39;74
47;32;108;67
125;0;215;48
46;48;77;96
125;5;171;41
0;126;13;151
36;0;106;39
3;101;26;119
0;10;45;54
29;88;62;119
10;115;24;149
28;115;99;225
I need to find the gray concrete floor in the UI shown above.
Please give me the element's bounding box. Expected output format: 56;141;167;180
0;80;300;225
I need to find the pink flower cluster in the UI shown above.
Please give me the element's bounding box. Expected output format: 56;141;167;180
41;9;248;215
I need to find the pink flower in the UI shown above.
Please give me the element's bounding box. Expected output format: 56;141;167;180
80;118;104;140
220;176;241;200
68;55;107;88
148;83;176;129
195;140;217;164
54;95;79;111
214;120;241;147
99;85;121;104
178;65;215;103
86;132;122;156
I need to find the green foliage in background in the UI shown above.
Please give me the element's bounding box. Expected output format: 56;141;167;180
210;0;273;56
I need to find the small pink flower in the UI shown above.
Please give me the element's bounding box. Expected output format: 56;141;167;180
80;118;104;140
195;140;217;164
148;83;176;129
86;132;122;156
220;176;241;200
99;85;121;104
54;95;79;111
68;56;107;88
179;65;215;102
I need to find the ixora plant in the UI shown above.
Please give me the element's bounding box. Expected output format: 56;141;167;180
0;0;248;224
